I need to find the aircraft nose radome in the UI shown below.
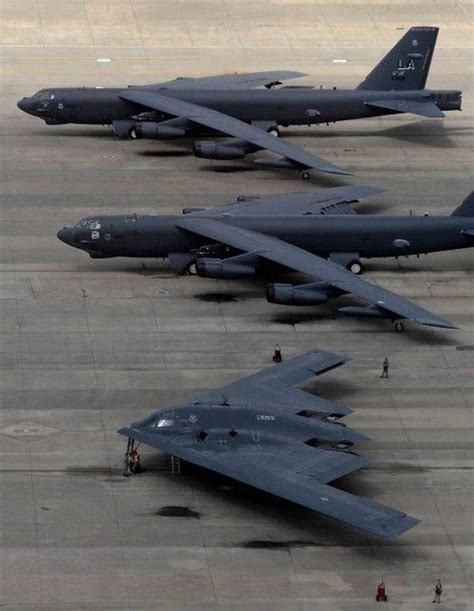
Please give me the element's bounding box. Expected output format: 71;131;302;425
57;228;73;245
17;98;31;112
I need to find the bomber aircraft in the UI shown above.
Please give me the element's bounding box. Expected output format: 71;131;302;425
18;27;460;178
119;349;420;538
57;186;474;332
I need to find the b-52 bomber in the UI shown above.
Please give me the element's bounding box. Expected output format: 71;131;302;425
119;349;420;538
18;27;460;178
57;186;474;332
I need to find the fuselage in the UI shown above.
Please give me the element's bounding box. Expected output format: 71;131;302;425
57;213;474;262
18;86;462;127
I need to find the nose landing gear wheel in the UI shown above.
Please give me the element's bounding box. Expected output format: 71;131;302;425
300;170;310;180
187;262;197;275
348;260;363;275
394;321;404;332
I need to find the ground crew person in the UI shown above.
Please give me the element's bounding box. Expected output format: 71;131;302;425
273;344;282;363
381;357;389;378
432;579;443;603
130;449;141;474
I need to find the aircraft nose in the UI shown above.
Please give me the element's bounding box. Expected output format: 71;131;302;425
17;97;32;113
57;227;75;245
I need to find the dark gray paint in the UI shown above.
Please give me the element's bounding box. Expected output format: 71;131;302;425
57;187;474;330
17;27;461;176
118;349;420;539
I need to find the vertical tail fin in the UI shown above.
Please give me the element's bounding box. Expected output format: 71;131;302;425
451;192;474;217
357;27;439;91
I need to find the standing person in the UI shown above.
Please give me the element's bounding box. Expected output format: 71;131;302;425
273;344;282;363
381;357;389;378
432;579;443;603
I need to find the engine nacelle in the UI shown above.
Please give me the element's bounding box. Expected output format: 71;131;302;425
266;283;329;306
134;123;186;139
194;141;246;160
196;258;256;279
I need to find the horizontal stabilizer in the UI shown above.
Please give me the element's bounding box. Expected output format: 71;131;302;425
366;99;445;118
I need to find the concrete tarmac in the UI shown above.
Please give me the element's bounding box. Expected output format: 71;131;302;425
0;1;473;609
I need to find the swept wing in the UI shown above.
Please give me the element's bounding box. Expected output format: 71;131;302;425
176;217;456;329
198;185;384;217
119;89;349;176
147;70;308;90
118;350;419;538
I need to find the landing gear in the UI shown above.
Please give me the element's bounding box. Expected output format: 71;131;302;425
170;455;181;474
267;127;280;138
123;438;141;476
128;127;138;139
300;170;311;180
348;260;363;275
187;261;197;275
394;321;404;332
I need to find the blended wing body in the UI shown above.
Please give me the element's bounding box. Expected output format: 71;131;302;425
176;215;456;330
119;89;349;176
119;350;419;539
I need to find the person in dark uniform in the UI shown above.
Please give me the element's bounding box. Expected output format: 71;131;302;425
273;344;282;363
381;357;389;378
432;579;443;603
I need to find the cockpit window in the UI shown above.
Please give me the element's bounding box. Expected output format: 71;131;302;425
76;218;101;230
150;417;174;428
33;90;55;100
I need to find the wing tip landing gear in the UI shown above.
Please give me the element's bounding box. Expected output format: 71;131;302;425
300;170;311;180
394;321;404;332
348;260;363;275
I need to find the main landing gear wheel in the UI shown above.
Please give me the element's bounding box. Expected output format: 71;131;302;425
267;127;280;137
348;260;363;275
129;127;138;139
300;170;310;180
394;321;404;332
187;262;197;275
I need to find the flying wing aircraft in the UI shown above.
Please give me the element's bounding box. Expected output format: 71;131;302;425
118;349;420;539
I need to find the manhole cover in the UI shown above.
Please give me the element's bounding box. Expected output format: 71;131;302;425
0;421;62;440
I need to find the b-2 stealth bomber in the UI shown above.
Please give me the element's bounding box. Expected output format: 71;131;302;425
57;186;474;331
18;27;461;178
119;349;420;538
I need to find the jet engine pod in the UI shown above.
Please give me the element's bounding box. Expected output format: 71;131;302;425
134;123;186;139
194;141;246;160
266;283;329;305
196;258;256;279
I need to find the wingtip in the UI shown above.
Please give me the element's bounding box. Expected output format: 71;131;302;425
421;318;458;330
383;514;421;539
